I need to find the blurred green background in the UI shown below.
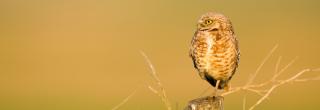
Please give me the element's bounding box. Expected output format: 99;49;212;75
0;0;319;110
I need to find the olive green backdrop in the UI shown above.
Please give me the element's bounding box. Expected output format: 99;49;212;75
0;0;319;110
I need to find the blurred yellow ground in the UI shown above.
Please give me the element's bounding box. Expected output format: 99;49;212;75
0;0;319;110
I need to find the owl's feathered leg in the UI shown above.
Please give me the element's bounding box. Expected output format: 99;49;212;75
214;80;221;97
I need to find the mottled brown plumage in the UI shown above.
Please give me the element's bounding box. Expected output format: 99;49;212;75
189;12;240;91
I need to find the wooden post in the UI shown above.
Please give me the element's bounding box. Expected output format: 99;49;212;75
184;96;224;110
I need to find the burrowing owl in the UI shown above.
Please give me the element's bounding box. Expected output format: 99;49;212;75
189;12;240;91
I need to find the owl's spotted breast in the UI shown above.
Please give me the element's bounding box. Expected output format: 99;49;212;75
190;12;239;90
191;31;237;79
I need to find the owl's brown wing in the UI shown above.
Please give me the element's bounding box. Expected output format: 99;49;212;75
231;22;240;74
189;30;199;70
229;34;240;80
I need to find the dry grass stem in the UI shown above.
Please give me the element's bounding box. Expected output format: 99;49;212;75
243;93;248;110
223;66;319;110
140;51;161;83
272;56;298;80
294;76;320;82
313;68;320;71
274;56;282;75
246;56;298;89
140;51;172;110
248;68;313;110
111;89;137;110
220;45;320;110
148;85;159;94
246;44;278;86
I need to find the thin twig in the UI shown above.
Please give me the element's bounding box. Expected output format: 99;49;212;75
274;56;282;76
272;56;298;81
246;44;278;86
248;69;311;110
221;44;320;110
140;51;172;110
243;93;248;110
247;56;298;89
294;76;320;82
140;51;160;83
148;85;159;94
246;88;265;96
222;87;242;96
246;56;282;89
312;68;320;72
111;89;138;110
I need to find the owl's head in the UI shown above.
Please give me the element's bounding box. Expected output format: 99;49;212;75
197;12;233;32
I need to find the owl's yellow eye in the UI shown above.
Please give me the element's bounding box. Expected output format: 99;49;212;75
204;19;213;25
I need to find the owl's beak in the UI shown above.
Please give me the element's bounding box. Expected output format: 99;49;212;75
210;28;219;32
209;23;220;32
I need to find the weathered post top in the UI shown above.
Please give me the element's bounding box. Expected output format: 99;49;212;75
184;96;224;110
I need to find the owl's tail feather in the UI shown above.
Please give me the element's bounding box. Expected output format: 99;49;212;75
204;74;225;89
